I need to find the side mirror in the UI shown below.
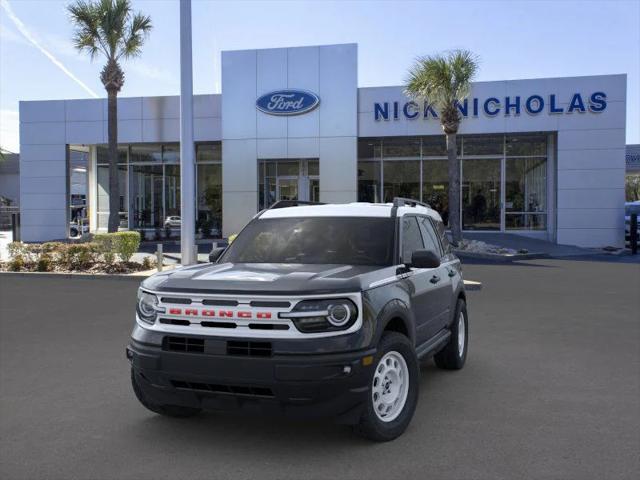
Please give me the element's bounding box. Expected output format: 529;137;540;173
209;247;226;263
410;249;440;269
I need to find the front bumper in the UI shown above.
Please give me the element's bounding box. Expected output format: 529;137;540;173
128;337;376;424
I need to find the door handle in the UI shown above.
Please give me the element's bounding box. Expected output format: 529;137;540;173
448;269;456;278
430;275;440;284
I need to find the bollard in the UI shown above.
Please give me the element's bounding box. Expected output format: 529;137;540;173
11;213;20;242
156;243;163;272
631;213;638;255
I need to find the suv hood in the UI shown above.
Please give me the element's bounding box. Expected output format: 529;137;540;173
142;262;392;295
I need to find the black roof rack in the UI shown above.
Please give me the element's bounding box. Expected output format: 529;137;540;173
268;200;325;210
392;197;431;209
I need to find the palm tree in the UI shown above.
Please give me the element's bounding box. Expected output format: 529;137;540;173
68;0;152;232
405;50;478;245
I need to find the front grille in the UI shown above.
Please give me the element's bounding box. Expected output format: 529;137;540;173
163;336;205;353
160;297;192;305
227;340;272;357
171;380;274;398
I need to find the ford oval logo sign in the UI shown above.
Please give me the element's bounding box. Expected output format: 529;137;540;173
256;90;320;116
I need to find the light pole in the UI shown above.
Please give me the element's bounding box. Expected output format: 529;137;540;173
179;0;196;265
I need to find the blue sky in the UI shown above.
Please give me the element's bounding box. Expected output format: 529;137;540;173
1;0;638;152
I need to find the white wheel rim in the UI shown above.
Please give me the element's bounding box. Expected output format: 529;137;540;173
371;351;409;423
457;311;466;357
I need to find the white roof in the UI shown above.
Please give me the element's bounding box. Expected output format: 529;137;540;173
259;202;443;222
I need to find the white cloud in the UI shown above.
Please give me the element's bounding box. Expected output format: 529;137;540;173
0;0;99;98
0;109;19;153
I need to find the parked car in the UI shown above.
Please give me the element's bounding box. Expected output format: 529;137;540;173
69;221;89;238
625;201;640;246
127;198;469;441
164;216;181;228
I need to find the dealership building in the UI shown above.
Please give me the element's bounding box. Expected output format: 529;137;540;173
19;43;627;247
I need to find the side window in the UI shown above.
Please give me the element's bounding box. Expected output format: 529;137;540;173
418;216;442;257
401;216;424;264
434;219;451;254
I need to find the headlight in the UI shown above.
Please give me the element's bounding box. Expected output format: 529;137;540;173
136;289;164;324
280;298;358;333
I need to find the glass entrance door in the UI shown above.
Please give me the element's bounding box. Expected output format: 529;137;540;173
277;177;299;201
461;158;501;230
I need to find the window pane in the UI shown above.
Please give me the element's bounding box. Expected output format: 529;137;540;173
506;134;547;156
197;163;222;236
462;159;501;230
418;217;441;256
505;214;547;230
422;159;449;225
162;144;180;163
307;159;319;176
420;136;447;156
401;216;424;264
196;143;221;162
97;145;127;164
130;164;163;228
130;144;162;163
434;219;451;254
277;161;299;176
382;137;420;159
358;161;381;202
463;134;503;156
383;160;420;202
505;158;547;213
358;138;381;160
164;165;180;220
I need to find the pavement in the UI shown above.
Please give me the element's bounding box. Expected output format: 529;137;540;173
1;258;639;480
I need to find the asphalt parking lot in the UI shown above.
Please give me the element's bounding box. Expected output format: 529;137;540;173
1;258;639;480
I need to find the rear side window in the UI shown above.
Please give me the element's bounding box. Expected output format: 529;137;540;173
418;217;442;257
401;216;424;264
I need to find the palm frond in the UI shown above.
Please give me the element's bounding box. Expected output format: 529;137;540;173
118;12;152;60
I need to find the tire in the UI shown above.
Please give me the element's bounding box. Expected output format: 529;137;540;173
353;332;419;442
434;298;468;370
131;368;201;418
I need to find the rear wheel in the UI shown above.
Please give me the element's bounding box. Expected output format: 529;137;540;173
131;368;201;418
354;332;419;442
434;299;468;370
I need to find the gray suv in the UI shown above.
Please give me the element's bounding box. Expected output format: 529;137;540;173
127;198;469;441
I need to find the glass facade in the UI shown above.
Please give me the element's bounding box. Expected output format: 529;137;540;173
358;133;549;231
258;159;320;210
95;142;222;236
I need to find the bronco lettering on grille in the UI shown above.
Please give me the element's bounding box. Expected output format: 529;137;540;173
167;308;272;320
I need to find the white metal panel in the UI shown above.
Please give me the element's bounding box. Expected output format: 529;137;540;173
222;190;258;237
106;97;143;120
18;209;67;226
112;119;143;143
20;224;67;242
557;148;626;170
557;228;623;248
193;94;221;118
319;44;357;137
65;99;104;122
557;168;625;190
222;49;257;139
287;137;319;158
319;136;357;194
257;138;287;159
222;139;257;191
257;48;288;139
287;46;320;138
19;144;67;162
194;117;222;141
557;188;625;209
19;100;65;123
557;129;626;151
142;96;179;119
142;118;180;142
19;122;65;145
19;176;67;194
19;160;66;178
66;121;104;144
20;193;67;210
557;208;624;229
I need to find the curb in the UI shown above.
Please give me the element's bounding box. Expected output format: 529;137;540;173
463;280;482;291
455;250;550;262
0;270;153;281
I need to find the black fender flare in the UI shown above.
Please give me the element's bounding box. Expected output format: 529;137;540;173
373;298;416;346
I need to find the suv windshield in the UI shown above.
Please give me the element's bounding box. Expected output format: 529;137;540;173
221;217;395;266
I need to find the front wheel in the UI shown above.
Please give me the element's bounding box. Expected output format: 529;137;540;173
434;298;468;370
353;332;419;442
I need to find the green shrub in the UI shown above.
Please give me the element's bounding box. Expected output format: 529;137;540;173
94;233;116;264
57;243;99;270
113;232;140;262
141;255;155;270
8;255;24;271
36;254;53;272
7;242;27;259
